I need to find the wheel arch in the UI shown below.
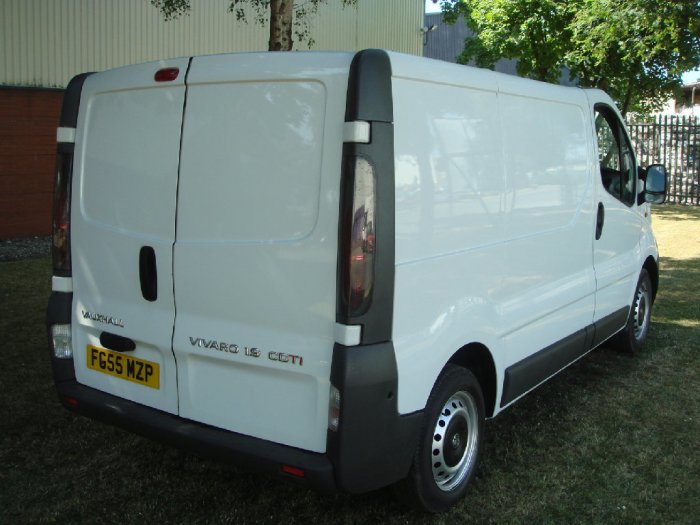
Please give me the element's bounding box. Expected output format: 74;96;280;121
447;343;497;417
643;256;659;302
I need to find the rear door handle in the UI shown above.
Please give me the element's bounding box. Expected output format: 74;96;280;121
595;202;605;240
139;246;158;302
100;331;136;352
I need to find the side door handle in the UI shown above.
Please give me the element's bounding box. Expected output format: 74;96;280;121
139;246;158;302
595;202;605;240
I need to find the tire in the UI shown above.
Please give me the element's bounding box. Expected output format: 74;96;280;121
613;269;653;353
394;365;484;513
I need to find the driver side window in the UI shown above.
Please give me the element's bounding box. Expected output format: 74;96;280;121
595;107;636;206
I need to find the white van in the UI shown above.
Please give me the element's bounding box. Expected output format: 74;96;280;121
47;49;667;512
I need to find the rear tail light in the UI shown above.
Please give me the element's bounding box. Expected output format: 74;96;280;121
52;152;73;274
340;157;376;318
328;384;341;431
51;324;73;359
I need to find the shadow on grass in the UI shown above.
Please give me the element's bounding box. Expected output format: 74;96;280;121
652;203;700;221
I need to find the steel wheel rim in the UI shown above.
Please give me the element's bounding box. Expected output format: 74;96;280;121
633;279;651;341
431;391;479;492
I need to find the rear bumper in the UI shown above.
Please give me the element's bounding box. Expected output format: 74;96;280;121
47;291;422;494
55;379;336;491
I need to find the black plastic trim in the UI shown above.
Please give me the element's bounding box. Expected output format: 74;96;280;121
46;292;76;383
327;342;422;493
338;49;396;344
53;72;93;278
501;307;630;407
139;246;158;302
54;380;336;492
501;327;591;407
57;142;74;154
595;202;605;240
344;49;393;123
59;73;94;128
592;306;629;347
100;332;136;353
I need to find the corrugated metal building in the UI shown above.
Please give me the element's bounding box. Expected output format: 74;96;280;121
0;0;423;238
423;13;576;85
422;13;517;74
1;0;423;88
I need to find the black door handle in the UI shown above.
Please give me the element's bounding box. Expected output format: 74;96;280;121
595;202;605;240
139;246;158;302
100;331;136;352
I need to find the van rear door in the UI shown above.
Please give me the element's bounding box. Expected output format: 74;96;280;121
172;53;351;453
71;59;189;414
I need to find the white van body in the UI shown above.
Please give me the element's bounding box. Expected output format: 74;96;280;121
48;50;664;512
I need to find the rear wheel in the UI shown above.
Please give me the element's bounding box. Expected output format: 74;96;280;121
614;269;653;353
395;365;484;513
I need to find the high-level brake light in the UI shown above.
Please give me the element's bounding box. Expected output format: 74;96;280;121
154;67;180;82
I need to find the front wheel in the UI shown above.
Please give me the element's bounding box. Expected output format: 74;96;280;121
613;269;653;353
395;365;484;513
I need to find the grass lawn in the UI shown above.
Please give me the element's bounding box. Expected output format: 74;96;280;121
1;205;698;524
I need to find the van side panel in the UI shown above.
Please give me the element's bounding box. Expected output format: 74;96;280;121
172;53;352;453
391;69;506;415
390;54;596;415
496;85;596;405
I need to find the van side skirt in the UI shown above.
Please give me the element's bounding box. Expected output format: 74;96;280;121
591;307;630;348
501;307;629;407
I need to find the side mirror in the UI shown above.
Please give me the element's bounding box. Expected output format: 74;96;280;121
643;164;667;204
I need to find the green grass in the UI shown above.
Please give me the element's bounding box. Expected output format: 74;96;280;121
1;206;699;524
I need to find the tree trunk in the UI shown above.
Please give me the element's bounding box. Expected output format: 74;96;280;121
596;77;609;92
269;0;294;51
620;80;634;117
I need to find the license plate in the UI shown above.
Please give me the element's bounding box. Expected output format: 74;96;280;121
86;345;160;389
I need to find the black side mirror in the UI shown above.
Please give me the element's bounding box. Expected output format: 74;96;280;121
637;165;647;182
643;164;667;204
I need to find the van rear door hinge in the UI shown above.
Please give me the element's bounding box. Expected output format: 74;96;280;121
343;121;370;144
334;322;362;346
56;127;76;144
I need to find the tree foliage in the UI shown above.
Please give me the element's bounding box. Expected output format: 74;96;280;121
150;0;355;51
441;0;700;115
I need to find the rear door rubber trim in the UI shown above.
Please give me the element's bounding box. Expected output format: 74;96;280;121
170;56;194;413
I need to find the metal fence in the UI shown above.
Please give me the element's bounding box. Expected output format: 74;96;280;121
627;114;700;205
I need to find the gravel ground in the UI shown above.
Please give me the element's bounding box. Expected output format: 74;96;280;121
0;236;51;262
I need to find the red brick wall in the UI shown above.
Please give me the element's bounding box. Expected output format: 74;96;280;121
0;88;64;239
